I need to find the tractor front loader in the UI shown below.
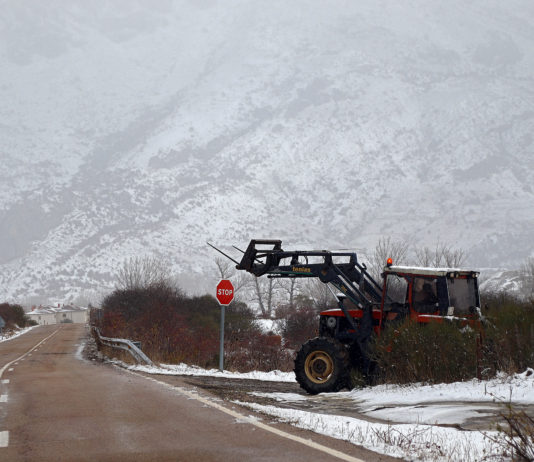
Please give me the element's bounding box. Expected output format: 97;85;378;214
212;239;482;394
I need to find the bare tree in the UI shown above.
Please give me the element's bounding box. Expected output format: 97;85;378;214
302;279;337;311
250;276;279;318
368;237;410;281
415;242;465;268
214;257;248;298
278;278;301;311
213;257;280;316
520;257;534;298
116;255;172;290
72;288;107;307
214;257;234;280
442;248;466;267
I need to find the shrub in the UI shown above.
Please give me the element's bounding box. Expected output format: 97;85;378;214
280;305;319;350
372;319;479;384
100;285;220;366
370;292;534;385
224;331;293;372
98;284;276;370
482;293;534;375
486;402;534;461
0;303;33;328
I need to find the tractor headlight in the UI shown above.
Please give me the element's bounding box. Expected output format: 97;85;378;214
327;316;337;329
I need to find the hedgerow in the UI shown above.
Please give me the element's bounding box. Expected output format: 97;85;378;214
95;283;292;371
371;292;534;385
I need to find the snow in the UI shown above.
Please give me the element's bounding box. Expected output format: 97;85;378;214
240;371;534;460
75;340;86;361
1;1;534;302
347;369;534;406
233;401;504;461
256;318;282;335
0;326;36;343
386;266;477;275
122;358;533;461
127;362;296;383
364;404;494;426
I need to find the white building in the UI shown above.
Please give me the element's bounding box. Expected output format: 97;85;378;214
27;304;89;325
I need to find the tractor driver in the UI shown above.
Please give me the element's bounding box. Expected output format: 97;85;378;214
414;279;438;313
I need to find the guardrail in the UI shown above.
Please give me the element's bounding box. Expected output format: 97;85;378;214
92;327;154;366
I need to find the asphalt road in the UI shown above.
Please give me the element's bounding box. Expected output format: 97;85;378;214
0;325;397;461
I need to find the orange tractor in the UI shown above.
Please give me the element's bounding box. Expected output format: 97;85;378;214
217;239;482;394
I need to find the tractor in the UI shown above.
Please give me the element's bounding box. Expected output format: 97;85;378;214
212;239;482;394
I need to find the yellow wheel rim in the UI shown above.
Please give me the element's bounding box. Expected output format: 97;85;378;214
304;350;334;384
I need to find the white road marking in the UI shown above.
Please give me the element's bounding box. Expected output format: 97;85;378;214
126;370;366;462
1;380;9;384
0;329;61;450
0;328;61;380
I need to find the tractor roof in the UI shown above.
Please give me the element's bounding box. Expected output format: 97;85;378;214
383;265;479;278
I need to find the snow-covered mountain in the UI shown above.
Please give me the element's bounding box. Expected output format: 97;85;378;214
1;1;533;303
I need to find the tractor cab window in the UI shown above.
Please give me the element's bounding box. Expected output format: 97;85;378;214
385;274;408;306
447;277;478;315
413;278;439;314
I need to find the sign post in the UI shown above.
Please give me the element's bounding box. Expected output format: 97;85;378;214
216;279;234;371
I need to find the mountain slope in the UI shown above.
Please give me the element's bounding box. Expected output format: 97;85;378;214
1;1;533;301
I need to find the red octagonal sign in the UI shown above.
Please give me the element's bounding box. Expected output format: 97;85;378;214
216;279;234;306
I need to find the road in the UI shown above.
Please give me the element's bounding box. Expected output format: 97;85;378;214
0;325;397;461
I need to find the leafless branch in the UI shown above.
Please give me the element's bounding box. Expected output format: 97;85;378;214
115;255;172;290
415;242;465;268
368;237;410;281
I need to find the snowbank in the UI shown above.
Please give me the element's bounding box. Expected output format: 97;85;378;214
0;326;36;343
348;369;534;407
235;401;504;461
128;362;296;383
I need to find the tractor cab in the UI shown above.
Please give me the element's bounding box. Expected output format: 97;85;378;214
382;265;481;323
319;265;482;340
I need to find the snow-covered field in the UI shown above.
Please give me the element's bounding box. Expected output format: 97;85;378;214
128;362;534;461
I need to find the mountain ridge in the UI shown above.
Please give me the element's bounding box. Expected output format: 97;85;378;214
1;0;533;302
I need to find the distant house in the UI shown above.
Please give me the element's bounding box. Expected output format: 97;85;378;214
27;304;88;325
27;307;56;325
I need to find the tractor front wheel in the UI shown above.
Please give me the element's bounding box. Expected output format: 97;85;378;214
294;337;350;394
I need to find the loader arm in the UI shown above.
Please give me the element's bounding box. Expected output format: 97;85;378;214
236;240;382;302
234;239;384;347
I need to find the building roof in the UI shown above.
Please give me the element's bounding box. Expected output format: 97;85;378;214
28;305;88;316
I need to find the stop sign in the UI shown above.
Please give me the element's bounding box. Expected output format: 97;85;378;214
216;279;234;306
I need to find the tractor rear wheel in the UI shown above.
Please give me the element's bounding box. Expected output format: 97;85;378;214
294;337;350;394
